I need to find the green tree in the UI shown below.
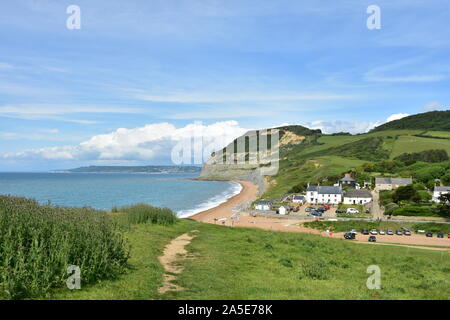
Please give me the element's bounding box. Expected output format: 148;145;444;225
392;185;420;203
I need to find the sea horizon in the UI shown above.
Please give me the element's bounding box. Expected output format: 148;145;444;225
0;172;242;218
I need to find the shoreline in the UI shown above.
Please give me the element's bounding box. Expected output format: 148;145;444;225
189;180;259;223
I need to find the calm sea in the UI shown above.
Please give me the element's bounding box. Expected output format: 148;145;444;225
0;172;241;217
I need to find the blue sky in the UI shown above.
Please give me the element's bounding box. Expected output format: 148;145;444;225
0;0;449;171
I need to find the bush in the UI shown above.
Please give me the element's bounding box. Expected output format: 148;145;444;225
118;203;178;225
392;206;435;217
392;185;420;203
299;260;330;280
0;196;129;299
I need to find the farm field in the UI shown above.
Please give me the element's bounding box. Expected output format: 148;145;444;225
390;135;450;159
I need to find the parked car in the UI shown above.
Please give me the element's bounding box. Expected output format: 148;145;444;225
346;208;360;214
324;205;331;210
437;232;444;238
379;229;386;235
387;229;394;235
396;230;403;235
448;233;450;239
317;207;326;213
335;209;345;214
368;236;377;242
426;232;433;237
370;229;378;235
344;232;356;240
403;230;411;236
305;207;314;212
311;210;322;217
350;229;358;234
292;206;299;212
362;229;369;235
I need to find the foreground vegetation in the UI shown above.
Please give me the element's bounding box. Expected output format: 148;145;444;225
0;196;130;299
0;198;176;299
56;219;450;300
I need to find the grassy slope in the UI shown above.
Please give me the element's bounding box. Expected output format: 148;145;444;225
390;135;450;159
54;220;450;300
53;220;197;299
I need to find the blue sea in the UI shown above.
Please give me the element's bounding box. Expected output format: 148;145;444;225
0;172;241;217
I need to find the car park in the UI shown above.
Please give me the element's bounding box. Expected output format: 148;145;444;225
396;230;403;235
370;229;378;235
437;232;444;238
387;230;394;235
362;229;369;235
379;229;386;235
346;208;359;214
426;232;433;237
368;236;376;242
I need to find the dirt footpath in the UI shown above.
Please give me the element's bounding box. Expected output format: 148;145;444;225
158;231;198;294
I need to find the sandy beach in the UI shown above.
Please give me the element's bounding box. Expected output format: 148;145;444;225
190;180;450;251
190;180;259;224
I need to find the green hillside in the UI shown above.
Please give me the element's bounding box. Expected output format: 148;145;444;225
263;127;450;199
370;110;450;132
198;111;450;200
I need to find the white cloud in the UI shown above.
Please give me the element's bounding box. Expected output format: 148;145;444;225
303;120;380;135
1;121;249;164
363;58;446;83
303;113;411;134
365;75;444;83
132;91;357;103
0;62;14;70
422;101;447;111
385;113;409;123
0;104;144;124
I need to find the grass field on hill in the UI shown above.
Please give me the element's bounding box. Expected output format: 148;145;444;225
54;219;450;300
390;136;450;159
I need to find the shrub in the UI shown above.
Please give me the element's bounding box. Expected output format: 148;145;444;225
392;206;435;217
299;260;329;280
118;203;178;225
0;196;129;299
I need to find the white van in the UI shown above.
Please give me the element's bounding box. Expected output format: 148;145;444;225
346;208;360;214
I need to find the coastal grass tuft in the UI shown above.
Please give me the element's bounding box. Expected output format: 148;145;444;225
0;195;129;299
115;203;178;226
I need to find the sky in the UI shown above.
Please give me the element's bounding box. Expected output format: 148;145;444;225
0;0;449;171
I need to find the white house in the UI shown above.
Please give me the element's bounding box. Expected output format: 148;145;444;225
254;200;272;211
375;177;412;190
306;185;342;205
343;189;373;205
432;186;450;202
292;195;306;204
278;206;287;215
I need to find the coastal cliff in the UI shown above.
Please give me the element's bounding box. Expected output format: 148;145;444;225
199;126;320;194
